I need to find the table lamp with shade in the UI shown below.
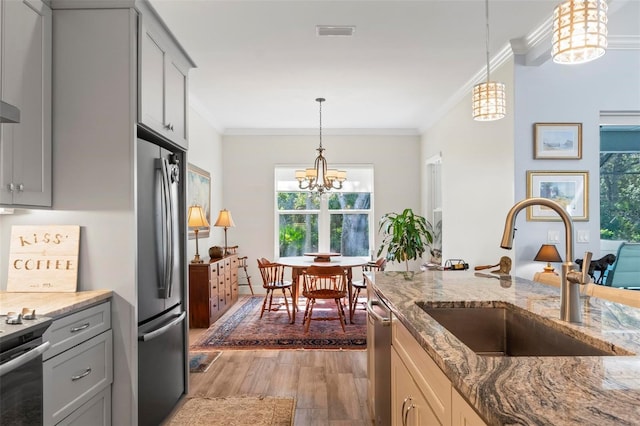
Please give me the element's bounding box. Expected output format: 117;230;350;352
534;244;562;273
188;204;209;263
214;209;235;255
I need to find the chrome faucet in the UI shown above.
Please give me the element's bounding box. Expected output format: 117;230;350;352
500;198;592;323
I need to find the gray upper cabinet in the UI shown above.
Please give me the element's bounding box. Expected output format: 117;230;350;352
138;2;195;150
0;0;52;207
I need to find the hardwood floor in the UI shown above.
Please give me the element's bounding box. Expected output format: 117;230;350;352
188;349;372;425
185;297;373;425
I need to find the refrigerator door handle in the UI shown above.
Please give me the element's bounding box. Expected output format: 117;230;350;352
156;158;172;299
138;311;186;342
165;160;179;299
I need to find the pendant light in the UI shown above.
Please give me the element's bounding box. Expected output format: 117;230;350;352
552;0;608;64
472;0;506;122
295;98;346;194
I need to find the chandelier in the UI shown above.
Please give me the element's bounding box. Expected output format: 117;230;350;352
295;98;346;193
552;0;608;64
472;0;506;121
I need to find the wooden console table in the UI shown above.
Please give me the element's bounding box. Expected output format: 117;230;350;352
188;254;239;328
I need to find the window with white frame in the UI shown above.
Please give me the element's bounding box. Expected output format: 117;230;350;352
275;166;374;258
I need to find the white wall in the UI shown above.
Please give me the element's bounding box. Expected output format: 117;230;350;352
513;49;640;278
221;134;422;279
185;107;224;262
421;61;516;268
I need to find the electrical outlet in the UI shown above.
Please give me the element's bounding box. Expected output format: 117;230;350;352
547;230;560;244
577;230;590;243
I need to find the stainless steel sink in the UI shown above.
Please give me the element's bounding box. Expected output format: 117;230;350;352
417;302;632;357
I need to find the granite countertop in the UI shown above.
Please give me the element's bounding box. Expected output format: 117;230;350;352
0;290;112;318
369;270;640;425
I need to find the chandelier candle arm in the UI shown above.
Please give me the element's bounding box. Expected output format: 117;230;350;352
295;98;346;194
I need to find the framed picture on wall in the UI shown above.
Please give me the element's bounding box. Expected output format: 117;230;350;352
187;163;211;239
526;171;588;221
533;123;582;159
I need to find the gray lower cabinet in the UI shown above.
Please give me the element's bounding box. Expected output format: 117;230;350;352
43;301;113;426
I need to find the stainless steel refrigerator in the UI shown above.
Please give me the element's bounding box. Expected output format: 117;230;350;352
136;135;187;426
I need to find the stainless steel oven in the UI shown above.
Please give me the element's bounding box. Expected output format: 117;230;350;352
0;317;51;425
366;280;392;426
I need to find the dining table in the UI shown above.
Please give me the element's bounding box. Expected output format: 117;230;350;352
277;255;369;324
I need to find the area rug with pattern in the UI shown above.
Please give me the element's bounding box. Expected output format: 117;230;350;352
191;296;367;350
165;396;295;425
188;351;221;373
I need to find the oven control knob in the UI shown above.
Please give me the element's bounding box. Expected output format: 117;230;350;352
6;312;23;324
21;308;36;320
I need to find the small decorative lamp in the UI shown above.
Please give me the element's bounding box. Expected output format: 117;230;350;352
534;244;563;273
214;209;235;255
188;205;209;264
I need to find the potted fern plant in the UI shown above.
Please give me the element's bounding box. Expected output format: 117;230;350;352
377;208;433;272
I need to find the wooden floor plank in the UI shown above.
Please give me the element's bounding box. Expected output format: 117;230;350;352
296;365;328;409
238;355;277;395
327;372;362;421
294;408;329;426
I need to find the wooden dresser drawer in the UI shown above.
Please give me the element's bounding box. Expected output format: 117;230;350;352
43;301;111;360
43;329;113;425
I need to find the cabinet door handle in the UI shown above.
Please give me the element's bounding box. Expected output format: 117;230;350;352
70;323;90;333
401;396;413;426
404;402;415;426
8;183;15;192
165;123;174;131
71;368;92;381
17;183;24;191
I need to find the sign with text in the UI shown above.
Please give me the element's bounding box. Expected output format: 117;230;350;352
7;225;80;292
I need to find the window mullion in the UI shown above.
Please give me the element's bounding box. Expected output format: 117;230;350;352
318;195;330;252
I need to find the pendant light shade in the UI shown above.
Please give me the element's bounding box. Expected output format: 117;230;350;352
552;0;608;65
472;0;506;122
472;81;506;121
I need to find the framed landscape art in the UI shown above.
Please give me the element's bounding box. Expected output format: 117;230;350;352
187;163;211;239
526;171;588;221
533;123;582;159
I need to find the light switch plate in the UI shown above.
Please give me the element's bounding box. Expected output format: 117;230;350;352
577;230;590;243
548;230;560;244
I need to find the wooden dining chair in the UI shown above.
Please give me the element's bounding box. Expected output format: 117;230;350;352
257;258;293;322
351;257;387;313
301;265;349;332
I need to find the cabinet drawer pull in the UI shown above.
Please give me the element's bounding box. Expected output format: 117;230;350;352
71;367;92;381
70;323;90;333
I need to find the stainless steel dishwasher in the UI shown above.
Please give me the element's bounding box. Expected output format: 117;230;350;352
366;279;392;426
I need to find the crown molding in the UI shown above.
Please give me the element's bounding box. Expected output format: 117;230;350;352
223;128;421;136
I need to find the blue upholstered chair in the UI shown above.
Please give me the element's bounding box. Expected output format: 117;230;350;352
605;242;640;289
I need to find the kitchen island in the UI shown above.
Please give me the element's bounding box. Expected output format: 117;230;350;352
367;270;640;425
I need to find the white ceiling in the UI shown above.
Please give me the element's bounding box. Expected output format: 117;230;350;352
149;0;640;133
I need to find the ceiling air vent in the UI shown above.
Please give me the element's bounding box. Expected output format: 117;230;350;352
316;25;356;37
